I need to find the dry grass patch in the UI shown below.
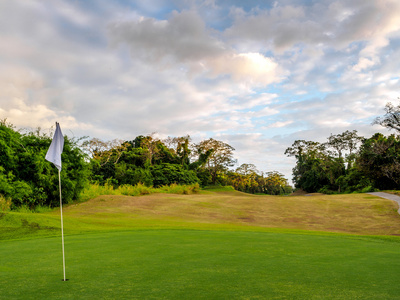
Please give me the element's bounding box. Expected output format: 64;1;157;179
60;191;400;235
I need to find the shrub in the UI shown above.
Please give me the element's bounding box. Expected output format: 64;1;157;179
118;183;152;196
78;182;201;202
158;183;200;194
361;186;375;193
151;163;200;187
78;182;117;202
318;186;337;195
0;194;11;212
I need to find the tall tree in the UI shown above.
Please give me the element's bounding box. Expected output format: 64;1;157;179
327;133;348;159
195;138;236;185
326;130;363;169
236;163;259;176
82;138;127;166
263;171;290;195
373;101;400;133
230;164;259;193
285;140;327;191
163;135;192;166
285;138;349;193
357;133;400;189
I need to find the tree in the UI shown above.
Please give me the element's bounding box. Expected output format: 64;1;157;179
285;130;367;193
357;133;400;189
132;134;161;165
0;122;89;208
285;140;327;191
326;130;363;163
87;134;206;187
326;130;361;159
151;163;200;187
263;171;290;195
225;164;260;193
163;135;192;166
195;138;237;185
236;163;259;176
82;138;127;166
327;133;348;159
373;100;400;132
285;138;349;193
343;130;363;170
225;167;292;195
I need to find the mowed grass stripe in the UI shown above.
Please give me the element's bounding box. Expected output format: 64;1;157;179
1;230;399;299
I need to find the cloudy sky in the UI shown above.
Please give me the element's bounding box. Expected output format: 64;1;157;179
1;0;399;182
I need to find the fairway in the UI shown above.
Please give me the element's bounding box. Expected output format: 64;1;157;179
1;230;400;299
1;190;400;299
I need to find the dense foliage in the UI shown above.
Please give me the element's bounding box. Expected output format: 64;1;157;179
84;135;292;195
223;166;292;195
0;120;88;209
285;130;400;193
84;135;210;188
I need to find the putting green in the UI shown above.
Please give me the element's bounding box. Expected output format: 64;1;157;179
1;230;399;299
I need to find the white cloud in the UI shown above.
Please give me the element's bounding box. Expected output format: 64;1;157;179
0;97;92;134
108;10;285;85
208;52;283;85
0;0;399;183
268;121;293;128
254;107;279;117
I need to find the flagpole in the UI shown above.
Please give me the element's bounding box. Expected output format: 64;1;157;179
45;122;67;281
59;169;67;281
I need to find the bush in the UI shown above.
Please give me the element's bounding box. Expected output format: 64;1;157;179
0;194;11;212
361;186;375;193
78;182;117;202
151;163;200;187
10;181;33;208
318;186;337;195
118;183;152;196
78;182;201;202
157;183;200;194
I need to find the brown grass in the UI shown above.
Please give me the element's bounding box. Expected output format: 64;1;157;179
63;190;400;236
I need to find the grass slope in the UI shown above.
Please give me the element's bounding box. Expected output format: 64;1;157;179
66;191;399;235
3;189;398;240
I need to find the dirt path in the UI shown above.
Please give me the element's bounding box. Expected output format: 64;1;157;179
368;192;400;214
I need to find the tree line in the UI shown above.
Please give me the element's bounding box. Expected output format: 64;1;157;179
286;101;400;193
83;134;292;196
0;120;290;209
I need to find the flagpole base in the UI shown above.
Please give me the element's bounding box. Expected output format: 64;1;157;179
61;279;69;282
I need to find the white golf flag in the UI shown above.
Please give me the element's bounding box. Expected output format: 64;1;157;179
45;122;64;171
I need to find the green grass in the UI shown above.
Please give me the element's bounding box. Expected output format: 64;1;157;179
1;230;400;299
1;189;400;299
